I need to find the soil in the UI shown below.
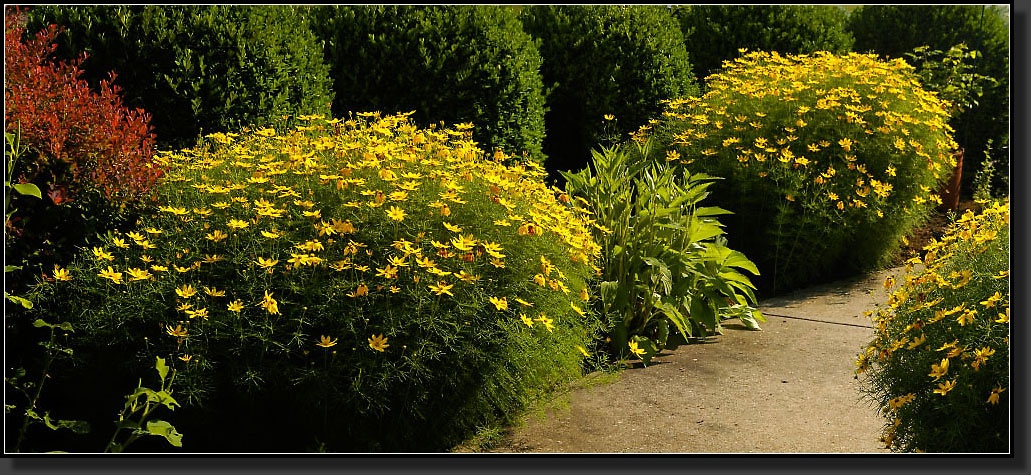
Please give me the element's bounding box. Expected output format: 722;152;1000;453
460;267;913;454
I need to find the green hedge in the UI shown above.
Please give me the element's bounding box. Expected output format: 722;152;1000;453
518;5;699;177
847;5;1010;195
307;5;547;163
25;5;334;148
644;51;959;294
673;5;854;81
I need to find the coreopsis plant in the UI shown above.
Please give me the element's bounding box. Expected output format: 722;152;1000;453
645;50;959;293
25;113;604;451
856;200;1009;452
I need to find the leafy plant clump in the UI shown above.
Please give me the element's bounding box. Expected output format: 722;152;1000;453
562;142;762;363
25;5;334;149
24;112;604;452
644;51;959;294
308;5;547;163
856;200;1009;452
518;5;699;177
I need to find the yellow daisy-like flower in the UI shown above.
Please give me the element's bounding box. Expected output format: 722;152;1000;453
628;340;646;357
92;247;114;261
175;284;197;299
227;219;250;230
368;334;389;352
97;266;123;284
52;265;72;282
428;281;454;297
489;296;508;311
260;290;280;315
933;378;957;396
576;345;590;357
520;313;534;328
206;230;228;242
386;206;406;222
987;386;1005;405
316;335;338;348
126;267;153;281
442;221;463;233
261;229;282;239
185;307;209;319
535;314;555;332
227;300;244;313
165;324;189;338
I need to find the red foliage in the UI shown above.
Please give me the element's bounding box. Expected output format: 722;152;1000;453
4;8;162;205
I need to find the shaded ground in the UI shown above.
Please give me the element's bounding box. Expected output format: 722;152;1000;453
468;267;910;454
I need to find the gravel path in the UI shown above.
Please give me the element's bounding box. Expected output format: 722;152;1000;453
477;268;905;454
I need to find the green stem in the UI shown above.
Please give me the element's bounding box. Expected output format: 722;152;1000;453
14;326;56;452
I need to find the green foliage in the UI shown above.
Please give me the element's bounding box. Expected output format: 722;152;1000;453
904;44;997;119
562;142;762;364
25;113;603;452
106;357;183;452
847;5;1009;196
24;5;334;148
307;5;546;163
645;51;959;294
856;201;1009;452
972;140;1002;203
673;5;854;80
518;5;699;177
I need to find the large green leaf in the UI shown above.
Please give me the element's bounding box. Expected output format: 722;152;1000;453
12;183;41;199
146;420;183;447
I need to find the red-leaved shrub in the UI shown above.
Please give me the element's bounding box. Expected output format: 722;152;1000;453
4;8;161;205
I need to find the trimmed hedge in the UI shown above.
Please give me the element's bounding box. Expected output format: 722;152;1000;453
307;5;547;163
24;5;334;148
518;5;699;177
847;5;1010;195
673;5;854;81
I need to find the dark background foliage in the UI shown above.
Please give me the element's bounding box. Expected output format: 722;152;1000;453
307;5;547;163
518;5;699;180
25;5;334;149
673;5;854;81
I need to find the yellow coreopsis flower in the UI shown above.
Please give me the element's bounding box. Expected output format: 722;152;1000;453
368;334;389;352
260;290;280;315
520;313;534;328
227;300;244;313
52;265;71;282
316;335;338;348
98;266;123;284
928;358;950;381
628;340;646;357
175;284;197;299
933;379;957;396
987;386;1005;405
428;281;454;297
386;206;406;222
489;296;508;311
92;247;114;261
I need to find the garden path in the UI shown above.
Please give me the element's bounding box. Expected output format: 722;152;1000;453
476;267;906;453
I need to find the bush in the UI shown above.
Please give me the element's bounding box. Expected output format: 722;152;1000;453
673;5;854;80
24;113;604;452
307;6;546;163
518;5;699;177
856;200;1009;452
847;5;1010;196
562;142;763;363
4;8;160;294
644;51;958;294
24;5;334;148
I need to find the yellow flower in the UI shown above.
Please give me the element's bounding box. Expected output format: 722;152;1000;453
386;205;406;222
428;281;454;296
111;237;130;249
97;266;123;284
260;290;280;315
979;291;1003;308
368;334;389;352
261;229;282;239
52;265;71;282
520;313;534;328
376;265;399;279
442;221;463;233
185;307;209;319
126;267;153;281
987;386;1005;405
227;219;250;230
576;345;590;357
514;297;534;307
570;302;586;317
628;340;646;357
489;296;508;311
535;314;555;332
316;335;338;348
92;247;114;261
175;284;197;299
933;379;957;396
165;324;189;338
203;286;225;297
532;273;547;287
227;300;244;312
347;283;370;298
206;230;228;242
928;358;950;381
